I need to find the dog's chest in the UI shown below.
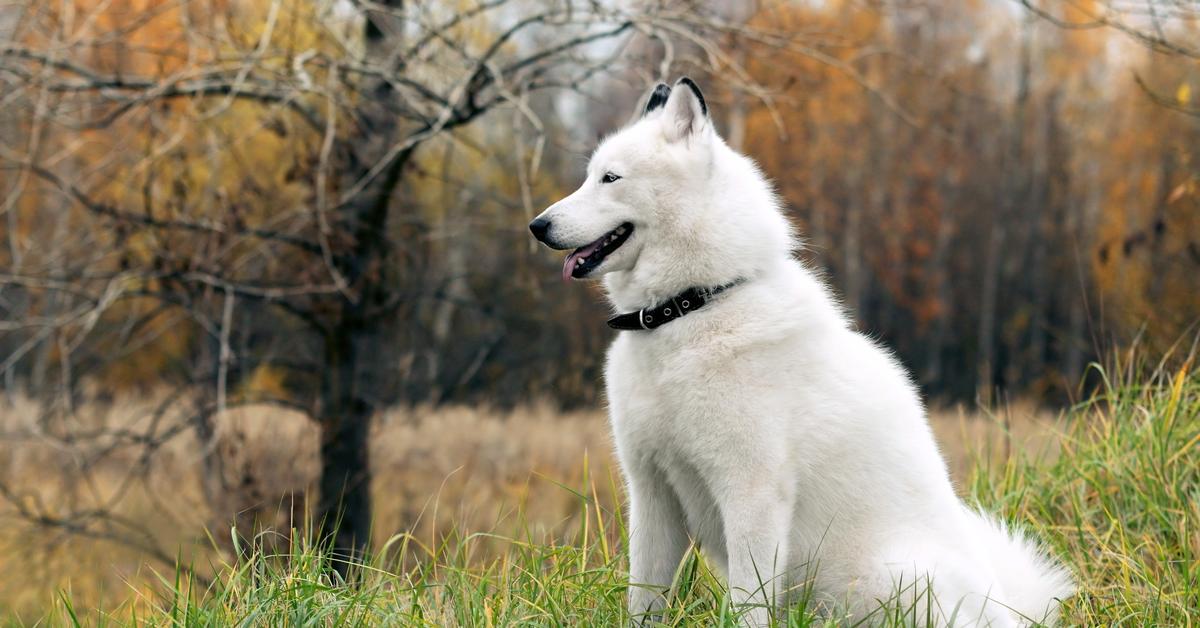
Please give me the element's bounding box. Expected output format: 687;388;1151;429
608;335;706;433
605;332;754;468
605;334;741;560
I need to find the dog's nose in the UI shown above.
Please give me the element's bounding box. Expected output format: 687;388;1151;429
529;217;551;242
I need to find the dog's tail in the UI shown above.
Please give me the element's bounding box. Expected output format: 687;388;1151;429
967;509;1075;624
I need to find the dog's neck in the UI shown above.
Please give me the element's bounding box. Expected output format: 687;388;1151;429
603;255;757;312
606;278;748;331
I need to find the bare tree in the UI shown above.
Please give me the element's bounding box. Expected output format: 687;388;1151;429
0;0;805;575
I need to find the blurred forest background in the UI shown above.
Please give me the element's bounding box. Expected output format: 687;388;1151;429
0;0;1197;618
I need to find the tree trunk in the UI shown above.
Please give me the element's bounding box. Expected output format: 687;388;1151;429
318;323;374;575
725;47;747;151
315;0;405;578
978;14;1033;405
1025;94;1054;392
924;186;956;387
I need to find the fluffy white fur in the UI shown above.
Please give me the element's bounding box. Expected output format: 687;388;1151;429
532;78;1074;626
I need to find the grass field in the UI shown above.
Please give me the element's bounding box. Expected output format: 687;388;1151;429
3;350;1197;626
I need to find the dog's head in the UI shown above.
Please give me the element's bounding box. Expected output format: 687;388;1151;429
529;78;716;282
530;78;792;307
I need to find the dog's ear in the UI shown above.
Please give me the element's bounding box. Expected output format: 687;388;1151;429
661;77;709;142
643;83;671;117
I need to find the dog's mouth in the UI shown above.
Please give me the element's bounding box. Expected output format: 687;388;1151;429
562;222;633;281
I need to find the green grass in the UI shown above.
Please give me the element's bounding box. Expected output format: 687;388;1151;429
970;349;1200;625
30;351;1200;626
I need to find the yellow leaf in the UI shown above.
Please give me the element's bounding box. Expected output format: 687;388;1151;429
1178;83;1192;105
1166;183;1187;205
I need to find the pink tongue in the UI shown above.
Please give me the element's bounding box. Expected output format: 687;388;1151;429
562;239;606;282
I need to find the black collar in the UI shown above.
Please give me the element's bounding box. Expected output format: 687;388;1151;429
607;279;745;331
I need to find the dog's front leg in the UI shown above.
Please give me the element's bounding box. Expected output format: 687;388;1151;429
626;467;688;625
722;495;790;627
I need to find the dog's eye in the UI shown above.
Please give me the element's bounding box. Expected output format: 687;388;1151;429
601;172;622;184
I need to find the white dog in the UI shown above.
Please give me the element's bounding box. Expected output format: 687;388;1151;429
529;78;1073;626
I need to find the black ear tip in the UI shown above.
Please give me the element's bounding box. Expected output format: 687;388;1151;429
644;83;672;115
675;77;707;116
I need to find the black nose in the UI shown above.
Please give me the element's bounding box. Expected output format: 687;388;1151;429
529;217;551;242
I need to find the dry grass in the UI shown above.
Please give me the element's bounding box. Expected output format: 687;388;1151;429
0;396;1062;621
927;401;1063;480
